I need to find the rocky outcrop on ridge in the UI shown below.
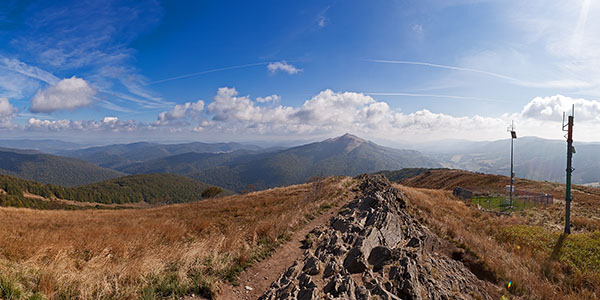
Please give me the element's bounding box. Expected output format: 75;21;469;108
260;174;491;300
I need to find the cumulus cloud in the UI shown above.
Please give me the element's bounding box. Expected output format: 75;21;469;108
27;116;137;132
256;95;281;103
0;97;17;128
521;94;600;121
267;61;302;75
155;100;205;125
207;87;294;124
199;87;505;138
30;76;97;113
17;89;600;142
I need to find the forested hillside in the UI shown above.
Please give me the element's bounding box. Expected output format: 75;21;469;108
0;148;124;186
0;173;233;208
59;141;263;169
119;134;441;192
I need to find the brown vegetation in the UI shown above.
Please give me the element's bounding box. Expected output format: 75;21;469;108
0;176;357;299
396;169;600;299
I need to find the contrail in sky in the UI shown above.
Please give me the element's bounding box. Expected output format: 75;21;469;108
365;59;593;89
365;92;506;102
366;59;518;81
143;62;270;86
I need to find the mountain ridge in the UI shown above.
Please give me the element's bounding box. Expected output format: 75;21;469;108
118;133;441;192
0;148;124;186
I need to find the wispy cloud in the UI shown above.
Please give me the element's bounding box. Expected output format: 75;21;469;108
366;59;593;89
0;57;59;85
6;1;166;112
364;92;506;103
316;5;330;28
143;62;269;86
367;59;521;81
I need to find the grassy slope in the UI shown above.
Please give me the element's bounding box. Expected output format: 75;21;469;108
374;168;448;182
0;176;356;299
397;169;600;299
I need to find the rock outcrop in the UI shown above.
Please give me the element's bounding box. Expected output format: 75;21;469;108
260;174;491;300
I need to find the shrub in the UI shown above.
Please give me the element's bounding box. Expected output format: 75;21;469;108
202;186;223;198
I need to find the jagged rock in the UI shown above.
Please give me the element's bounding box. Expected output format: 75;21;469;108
406;236;420;248
297;287;318;300
323;260;339;278
367;246;392;269
260;174;492;300
303;253;321;275
343;247;367;274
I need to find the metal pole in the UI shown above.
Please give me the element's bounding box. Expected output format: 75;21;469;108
507;120;516;210
510;136;514;208
565;114;574;234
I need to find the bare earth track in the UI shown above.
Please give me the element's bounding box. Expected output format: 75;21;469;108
219;182;355;299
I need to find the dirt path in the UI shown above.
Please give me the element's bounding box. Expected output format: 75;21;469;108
218;192;352;299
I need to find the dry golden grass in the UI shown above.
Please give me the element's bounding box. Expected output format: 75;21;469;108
403;169;600;233
396;184;600;299
0;176;357;299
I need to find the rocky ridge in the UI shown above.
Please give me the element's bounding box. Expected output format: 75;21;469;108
260;174;492;300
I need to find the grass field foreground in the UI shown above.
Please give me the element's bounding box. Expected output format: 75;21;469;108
396;184;600;299
0;176;357;299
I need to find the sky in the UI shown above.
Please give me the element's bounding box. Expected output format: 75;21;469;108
1;0;600;146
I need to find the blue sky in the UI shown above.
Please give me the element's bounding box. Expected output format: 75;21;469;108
1;0;600;144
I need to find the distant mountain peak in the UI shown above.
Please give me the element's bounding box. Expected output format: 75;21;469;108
326;133;368;152
338;133;366;142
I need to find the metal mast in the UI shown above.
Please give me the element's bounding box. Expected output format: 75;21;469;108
562;106;575;234
507;121;517;209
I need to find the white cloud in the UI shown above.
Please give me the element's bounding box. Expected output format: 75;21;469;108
318;16;326;27
155;100;205;125
521;94;600;121
30;76;97;113
0;57;60;85
103;116;119;123
27;117;137;132
412;24;423;35
15;88;600;142
267;61;302;75
201;87;504;138
256;95;281;103
0;98;17;128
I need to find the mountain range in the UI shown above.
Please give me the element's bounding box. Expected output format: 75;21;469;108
57;141;263;169
419;136;600;184
116;134;441;191
0;134;441;191
3;134;600;191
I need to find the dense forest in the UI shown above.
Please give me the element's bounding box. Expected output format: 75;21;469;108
0;173;232;209
0;148;124;186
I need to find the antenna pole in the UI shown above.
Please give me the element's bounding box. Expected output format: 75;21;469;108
563;108;574;234
507;121;516;209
